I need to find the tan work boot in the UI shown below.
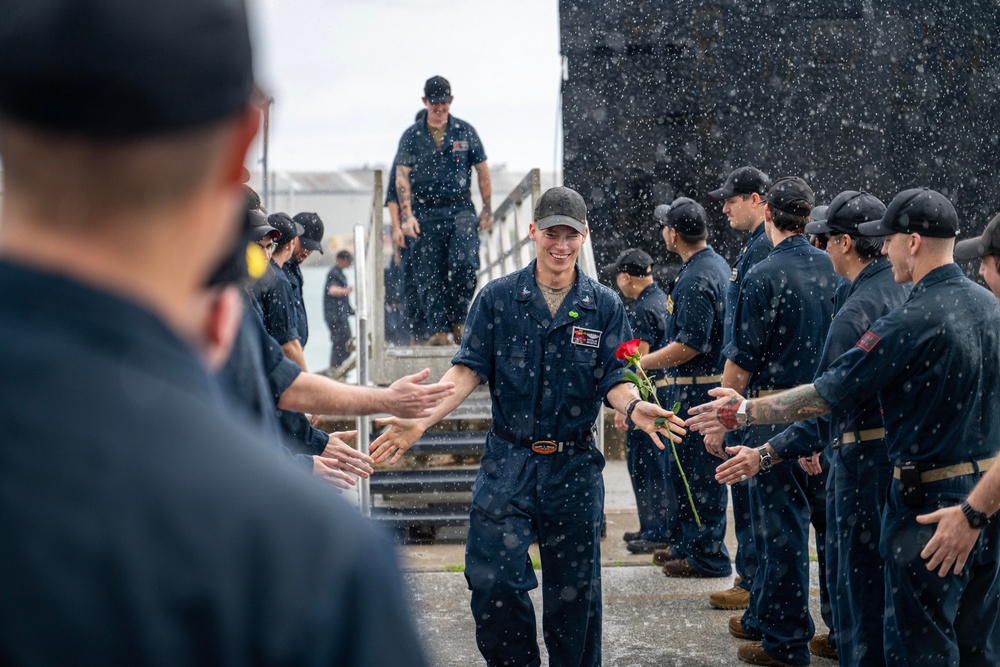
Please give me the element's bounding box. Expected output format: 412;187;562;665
728;615;753;639
651;547;677;566
427;331;451;346
710;582;750;610
809;633;838;660
736;642;796;666
451;323;465;345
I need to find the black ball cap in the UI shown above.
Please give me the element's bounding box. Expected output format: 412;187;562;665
604;248;653;277
805;191;886;235
655;197;707;236
955;213;1000;260
424;75;451;104
267;213;304;243
292;212;325;254
248;210;277;243
0;0;254;139
766;177;815;217
708;166;771;200
857;188;958;239
534;186;587;234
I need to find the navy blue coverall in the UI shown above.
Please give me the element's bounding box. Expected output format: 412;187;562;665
283;258;308;347
625;282;672;544
768;257;908;666
247;280;328;456
394;113;487;334
815;264;1000;667
662;246;732;576
725;235;838;665
250;259;301;347
0;261;428;666
385;164;428;342
724;223;773;592
323;264;353;368
452;260;630;667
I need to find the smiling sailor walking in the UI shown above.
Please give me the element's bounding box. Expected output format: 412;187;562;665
371;186;686;667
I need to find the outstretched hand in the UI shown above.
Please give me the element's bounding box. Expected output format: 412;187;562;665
321;430;374;478
703;431;726;460
370;416;424;465
312;456;356;491
385;368;455;418
686;388;745;436
630;401;686;450
916;506;980;577
715;445;762;484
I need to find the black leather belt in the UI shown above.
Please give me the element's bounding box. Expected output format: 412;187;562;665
493;424;595;455
414;191;471;208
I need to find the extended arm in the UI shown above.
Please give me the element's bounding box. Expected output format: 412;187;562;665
688;382;831;435
277;367;455;418
369;364;481;464
605;382;686;451
474;161;493;231
701;359;752;458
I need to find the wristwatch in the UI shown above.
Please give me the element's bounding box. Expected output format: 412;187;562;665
735;399;752;427
960;500;990;529
756;445;775;473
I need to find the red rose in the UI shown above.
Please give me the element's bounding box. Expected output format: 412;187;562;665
616;338;641;362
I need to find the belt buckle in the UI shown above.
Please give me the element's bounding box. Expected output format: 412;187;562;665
531;440;558;455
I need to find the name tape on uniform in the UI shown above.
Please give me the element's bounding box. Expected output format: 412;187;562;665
571;327;602;348
452;140;469;152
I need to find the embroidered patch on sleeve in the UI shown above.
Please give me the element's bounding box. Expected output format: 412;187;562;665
856;330;881;353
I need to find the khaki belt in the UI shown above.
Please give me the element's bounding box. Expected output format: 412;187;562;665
893;457;996;484
748;389;784;398
655;374;723;388
838;428;886;445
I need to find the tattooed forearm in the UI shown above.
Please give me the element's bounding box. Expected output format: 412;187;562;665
750;384;830;425
396;165;413;218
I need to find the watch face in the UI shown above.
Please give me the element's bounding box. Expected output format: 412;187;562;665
963;502;989;528
757;448;772;471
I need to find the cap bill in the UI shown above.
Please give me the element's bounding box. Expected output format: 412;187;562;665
536;214;586;234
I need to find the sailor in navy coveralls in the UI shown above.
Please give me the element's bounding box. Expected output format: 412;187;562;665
606;248;673;554
713;177;839;666
394;76;493;345
717;191;910;666
706;166;773;609
642;198;732;579
691;188;1000;667
371;187;686;667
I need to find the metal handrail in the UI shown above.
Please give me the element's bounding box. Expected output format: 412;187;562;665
354;170;382;517
478;168;541;284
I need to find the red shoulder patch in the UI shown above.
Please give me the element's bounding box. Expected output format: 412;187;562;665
856;330;881;353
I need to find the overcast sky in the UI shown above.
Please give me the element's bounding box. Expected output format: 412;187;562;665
249;0;562;175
